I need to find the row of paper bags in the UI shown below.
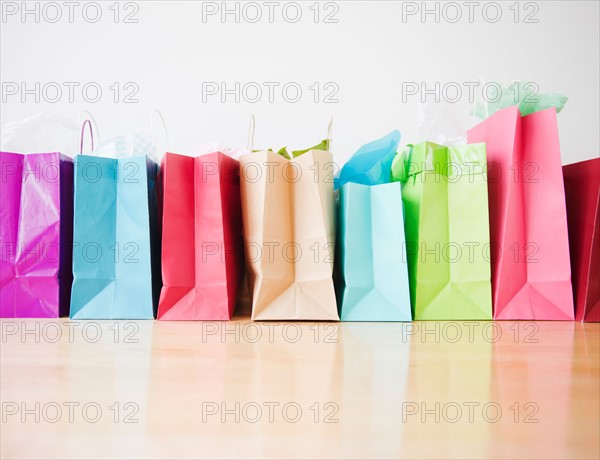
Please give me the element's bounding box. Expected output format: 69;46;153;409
1;106;598;321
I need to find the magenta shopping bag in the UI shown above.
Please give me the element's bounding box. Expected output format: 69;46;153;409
0;152;74;317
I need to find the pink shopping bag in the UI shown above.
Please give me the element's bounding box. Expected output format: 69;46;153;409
158;151;243;320
468;107;574;320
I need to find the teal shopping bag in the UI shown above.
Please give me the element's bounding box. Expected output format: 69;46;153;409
336;131;411;321
70;134;161;319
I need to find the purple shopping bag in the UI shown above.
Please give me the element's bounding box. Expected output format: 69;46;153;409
0;152;74;317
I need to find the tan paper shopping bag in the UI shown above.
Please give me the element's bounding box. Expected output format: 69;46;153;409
239;119;338;320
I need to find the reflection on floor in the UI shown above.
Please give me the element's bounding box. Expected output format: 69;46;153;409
1;320;598;459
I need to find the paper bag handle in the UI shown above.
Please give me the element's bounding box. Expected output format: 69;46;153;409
326;117;334;151
246;115;333;152
79;119;94;155
247;114;255;151
151;109;170;153
471;76;488;127
77;110;99;154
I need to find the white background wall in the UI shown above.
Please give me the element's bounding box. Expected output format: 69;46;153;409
1;1;598;165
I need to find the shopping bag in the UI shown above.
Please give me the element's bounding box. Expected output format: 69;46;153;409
239;125;338;320
468;106;574;320
392;142;493;320
158;150;243;320
0;151;73;317
70;130;161;319
563;158;599;322
336;130;411;321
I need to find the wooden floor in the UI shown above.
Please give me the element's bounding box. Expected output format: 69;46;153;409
1;319;598;459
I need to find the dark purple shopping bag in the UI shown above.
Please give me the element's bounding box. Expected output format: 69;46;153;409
0;152;73;317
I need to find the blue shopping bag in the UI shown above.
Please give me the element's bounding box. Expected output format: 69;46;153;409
70;133;161;319
336;131;411;321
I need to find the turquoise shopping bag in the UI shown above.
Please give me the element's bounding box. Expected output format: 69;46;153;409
70;133;161;319
336;131;411;321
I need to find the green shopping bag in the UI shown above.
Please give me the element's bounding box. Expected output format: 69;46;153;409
392;142;492;320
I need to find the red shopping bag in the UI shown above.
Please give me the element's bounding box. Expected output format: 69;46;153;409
468;107;574;320
158;151;243;320
563;158;599;322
